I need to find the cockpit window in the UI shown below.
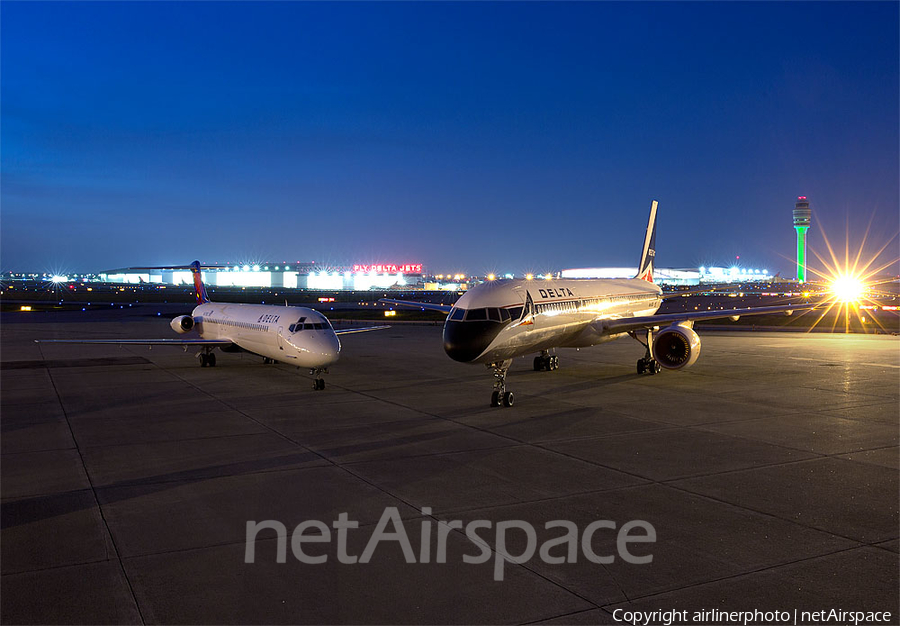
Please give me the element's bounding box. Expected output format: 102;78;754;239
454;307;520;323
465;308;487;321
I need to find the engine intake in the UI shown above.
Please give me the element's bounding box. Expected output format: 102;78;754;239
652;323;701;369
170;315;195;334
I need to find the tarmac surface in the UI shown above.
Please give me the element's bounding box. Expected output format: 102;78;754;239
1;308;898;624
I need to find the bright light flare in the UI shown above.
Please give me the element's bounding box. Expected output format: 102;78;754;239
829;274;865;303
798;211;899;334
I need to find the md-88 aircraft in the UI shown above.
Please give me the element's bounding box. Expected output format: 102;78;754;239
37;261;385;389
383;201;810;407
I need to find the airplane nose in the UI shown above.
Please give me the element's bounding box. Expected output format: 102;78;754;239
303;332;341;367
443;320;502;363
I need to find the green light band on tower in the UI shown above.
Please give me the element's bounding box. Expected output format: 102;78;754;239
795;226;809;283
793;197;811;283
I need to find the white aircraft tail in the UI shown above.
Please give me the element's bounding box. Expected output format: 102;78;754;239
634;200;658;283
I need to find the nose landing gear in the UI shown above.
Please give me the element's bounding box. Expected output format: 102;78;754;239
488;360;514;407
310;368;328;390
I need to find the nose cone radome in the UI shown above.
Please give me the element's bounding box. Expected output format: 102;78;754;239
297;332;341;367
443;320;499;363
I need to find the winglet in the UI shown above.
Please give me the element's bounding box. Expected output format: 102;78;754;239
190;261;210;304
635;200;658;283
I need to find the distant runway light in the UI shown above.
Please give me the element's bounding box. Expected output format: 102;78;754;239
830;274;865;303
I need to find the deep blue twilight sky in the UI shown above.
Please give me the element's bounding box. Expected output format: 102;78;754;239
2;1;897;276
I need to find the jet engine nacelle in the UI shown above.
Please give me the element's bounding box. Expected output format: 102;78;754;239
170;315;195;334
652;323;701;370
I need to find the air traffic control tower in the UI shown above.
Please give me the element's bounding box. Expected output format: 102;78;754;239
793;196;811;283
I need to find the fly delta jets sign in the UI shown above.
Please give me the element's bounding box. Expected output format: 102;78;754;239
352;264;423;274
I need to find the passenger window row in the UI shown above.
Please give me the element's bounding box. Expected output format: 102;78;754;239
538;294;653;314
209;318;268;332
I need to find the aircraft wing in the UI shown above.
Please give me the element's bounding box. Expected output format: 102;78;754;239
379;299;454;314
34;338;235;346
596;303;817;335
334;326;391;335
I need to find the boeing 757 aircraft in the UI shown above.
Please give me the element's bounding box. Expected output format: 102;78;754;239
382;201;813;407
36;261;386;390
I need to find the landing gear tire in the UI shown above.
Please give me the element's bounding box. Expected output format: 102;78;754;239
637;358;660;375
200;354;208;367
636;359;645;374
207;353;216;367
313;378;326;391
534;353;559;372
263;357;272;364
488;359;513;407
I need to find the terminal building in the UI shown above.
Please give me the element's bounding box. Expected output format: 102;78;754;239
99;262;429;291
561;266;774;286
32;262;776;291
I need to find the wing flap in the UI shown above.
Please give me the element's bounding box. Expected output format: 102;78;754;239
597;304;817;335
334;326;390;335
379;298;453;314
35;339;235;346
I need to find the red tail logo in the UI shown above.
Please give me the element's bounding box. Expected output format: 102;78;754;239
189;261;210;304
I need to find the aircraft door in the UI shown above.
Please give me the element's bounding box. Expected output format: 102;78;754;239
277;326;284;350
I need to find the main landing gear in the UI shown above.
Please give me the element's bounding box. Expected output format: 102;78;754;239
198;349;217;367
263;357;274;364
533;350;559;372
310;368;327;391
636;356;661;375
629;330;660;375
489;359;514;407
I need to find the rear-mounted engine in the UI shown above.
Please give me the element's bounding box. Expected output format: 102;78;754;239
170;315;194;334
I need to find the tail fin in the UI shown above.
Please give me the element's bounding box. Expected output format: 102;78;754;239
635;200;658;283
189;261;210;304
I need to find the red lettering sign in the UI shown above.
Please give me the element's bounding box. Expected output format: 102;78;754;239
352;264;423;274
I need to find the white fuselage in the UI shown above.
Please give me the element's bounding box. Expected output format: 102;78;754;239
443;278;662;363
190;303;341;368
